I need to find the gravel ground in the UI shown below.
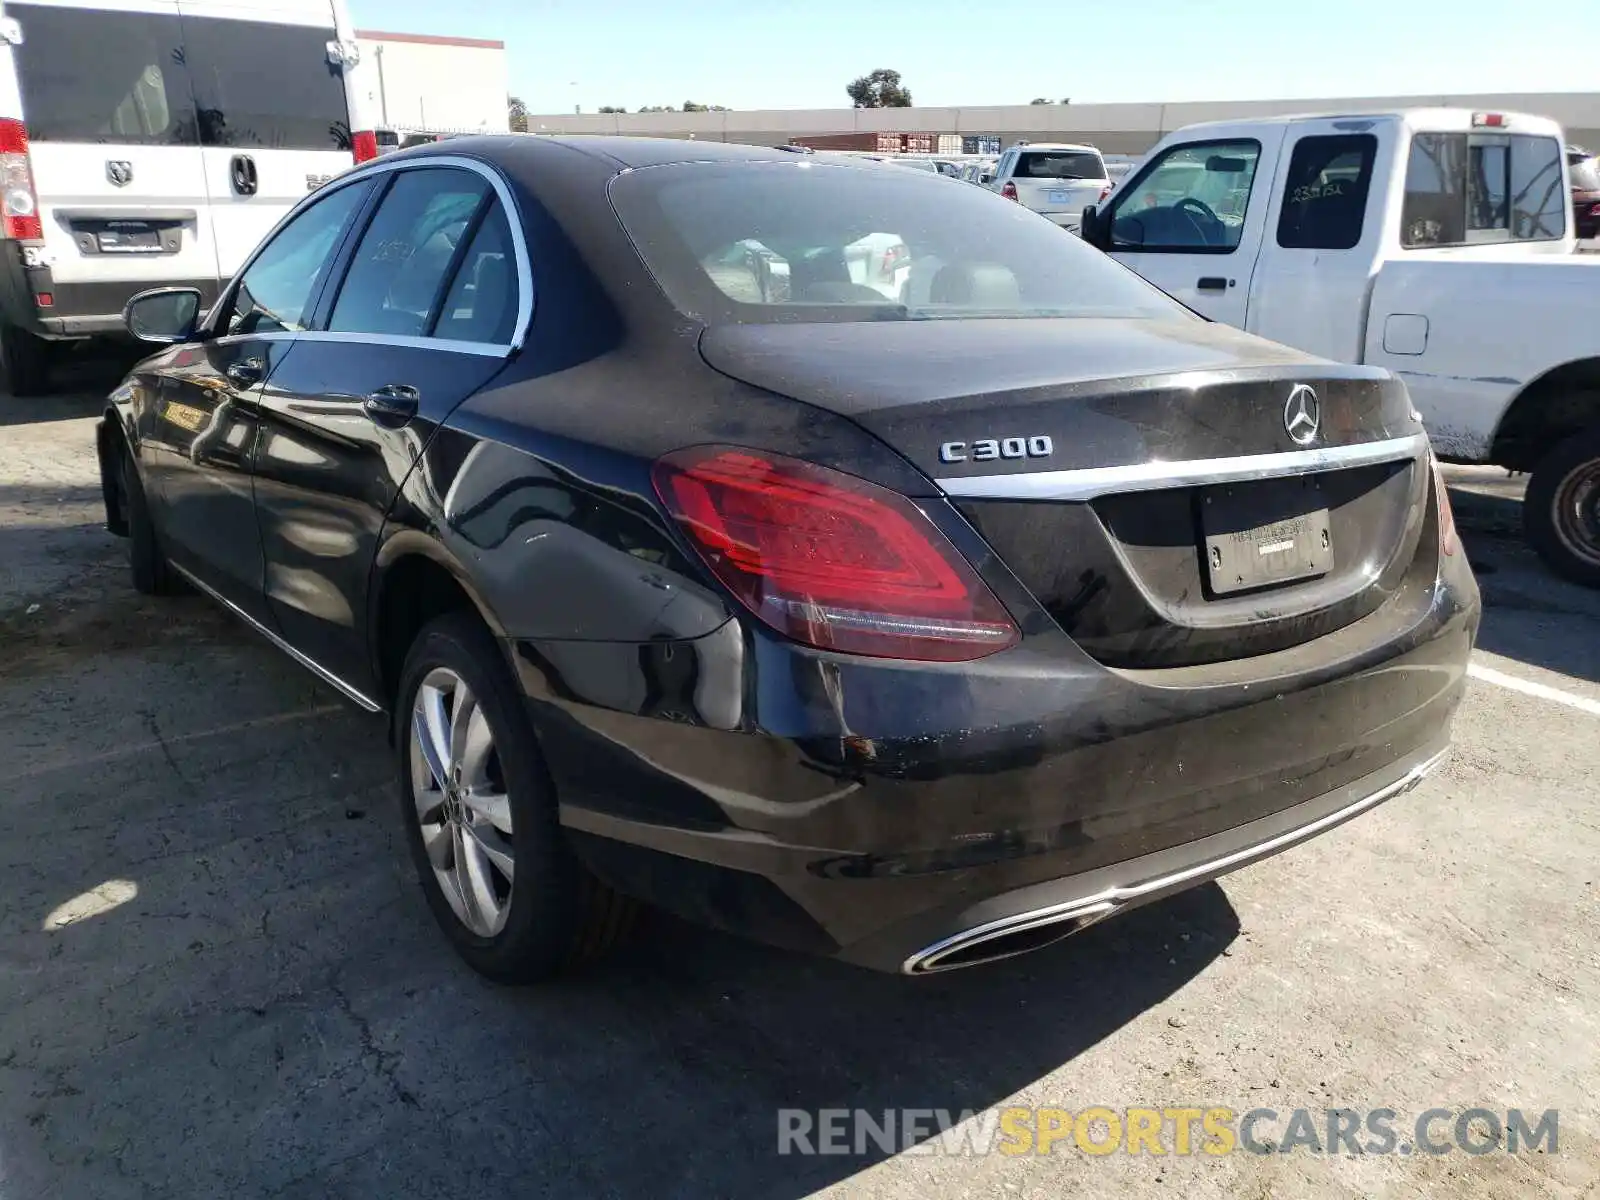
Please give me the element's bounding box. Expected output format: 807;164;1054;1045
1;359;1596;1199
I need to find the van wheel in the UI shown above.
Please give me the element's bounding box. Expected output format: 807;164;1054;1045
0;322;52;397
1524;425;1600;589
395;612;635;982
117;441;180;596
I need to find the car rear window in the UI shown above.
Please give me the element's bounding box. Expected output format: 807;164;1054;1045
9;4;193;145
1401;132;1567;247
608;160;1188;325
179;17;350;152
1014;151;1106;180
8;4;348;151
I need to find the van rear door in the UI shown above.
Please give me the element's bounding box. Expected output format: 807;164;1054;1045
176;0;355;280
5;0;223;322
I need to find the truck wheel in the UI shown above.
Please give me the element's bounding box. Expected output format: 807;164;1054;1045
0;322;52;397
1524;426;1600;589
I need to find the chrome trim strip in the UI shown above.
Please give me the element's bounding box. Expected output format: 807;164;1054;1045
169;563;383;714
935;432;1429;502
903;746;1449;974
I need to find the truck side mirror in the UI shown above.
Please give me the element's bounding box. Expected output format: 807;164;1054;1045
1079;204;1112;250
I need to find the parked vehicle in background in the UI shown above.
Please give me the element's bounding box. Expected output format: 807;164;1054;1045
1570;151;1600;240
1080;108;1600;586
0;0;380;395
987;142;1111;230
102;136;1477;980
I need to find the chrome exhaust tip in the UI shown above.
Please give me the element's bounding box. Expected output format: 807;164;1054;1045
902;899;1119;975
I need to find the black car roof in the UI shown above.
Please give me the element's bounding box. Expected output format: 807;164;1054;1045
418;134;802;172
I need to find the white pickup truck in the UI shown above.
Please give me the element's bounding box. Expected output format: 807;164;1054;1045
1078;108;1600;586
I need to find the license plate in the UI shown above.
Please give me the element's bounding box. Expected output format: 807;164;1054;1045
1048;189;1070;204
1201;481;1333;595
97;226;162;253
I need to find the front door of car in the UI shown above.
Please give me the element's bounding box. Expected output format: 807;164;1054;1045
1104;132;1284;327
151;176;374;618
249;165;523;694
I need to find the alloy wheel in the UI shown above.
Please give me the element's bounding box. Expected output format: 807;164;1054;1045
1552;459;1600;569
409;667;516;937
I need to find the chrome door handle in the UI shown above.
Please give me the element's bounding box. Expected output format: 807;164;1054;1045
226;357;264;387
362;383;420;425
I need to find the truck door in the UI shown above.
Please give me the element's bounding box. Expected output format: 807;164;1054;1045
1104;129;1285;324
176;1;356;283
1244;120;1391;363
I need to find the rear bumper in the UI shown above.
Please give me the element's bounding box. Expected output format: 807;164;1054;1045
515;534;1479;973
0;246;217;338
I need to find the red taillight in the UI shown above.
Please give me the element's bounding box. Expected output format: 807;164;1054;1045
1000;180;1019;201
351;130;380;163
0;118;43;242
1097;185;1111;203
34;292;52;307
1589;202;1600;216
652;447;1021;662
1471;112;1506;128
1431;456;1457;557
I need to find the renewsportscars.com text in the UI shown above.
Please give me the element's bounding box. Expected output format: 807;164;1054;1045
777;1106;1559;1158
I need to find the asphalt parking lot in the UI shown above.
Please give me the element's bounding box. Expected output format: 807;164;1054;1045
1;352;1597;1199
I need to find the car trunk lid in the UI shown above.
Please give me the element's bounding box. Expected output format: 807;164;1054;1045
699;318;1431;668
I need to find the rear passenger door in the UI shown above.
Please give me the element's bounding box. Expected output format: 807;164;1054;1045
249;162;525;694
1247;124;1387;363
176;1;355;280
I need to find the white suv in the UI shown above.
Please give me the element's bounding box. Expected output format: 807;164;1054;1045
986;142;1110;231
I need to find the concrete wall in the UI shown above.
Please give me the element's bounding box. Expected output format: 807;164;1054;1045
354;30;510;134
524;93;1600;155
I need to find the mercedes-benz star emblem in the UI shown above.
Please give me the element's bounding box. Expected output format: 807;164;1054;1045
1283;384;1321;447
106;160;133;187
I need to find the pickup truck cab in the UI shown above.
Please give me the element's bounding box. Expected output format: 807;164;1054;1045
987;142;1110;230
1080;109;1600;586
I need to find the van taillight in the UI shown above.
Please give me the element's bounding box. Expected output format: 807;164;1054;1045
351;131;379;163
653;447;1020;662
1000;180;1019;201
0;119;43;242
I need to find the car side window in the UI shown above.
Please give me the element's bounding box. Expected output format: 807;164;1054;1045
1109;140;1262;253
433;199;521;345
1276;134;1378;250
328;168;491;338
225;180;371;337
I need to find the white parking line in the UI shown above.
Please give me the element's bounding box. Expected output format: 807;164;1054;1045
1468;661;1600;717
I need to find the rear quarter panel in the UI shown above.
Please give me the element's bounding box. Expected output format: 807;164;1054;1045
1364;257;1600;459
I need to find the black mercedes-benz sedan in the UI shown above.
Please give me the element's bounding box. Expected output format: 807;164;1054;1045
96;136;1479;979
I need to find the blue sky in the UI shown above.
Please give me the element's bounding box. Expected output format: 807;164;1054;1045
352;0;1599;116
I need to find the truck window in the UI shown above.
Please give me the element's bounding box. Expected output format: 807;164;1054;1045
8;4;195;145
1276;134;1377;250
179;17;351;152
1108;140;1261;253
1402;132;1566;247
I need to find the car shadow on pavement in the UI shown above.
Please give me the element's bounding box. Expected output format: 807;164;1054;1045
0;645;1238;1200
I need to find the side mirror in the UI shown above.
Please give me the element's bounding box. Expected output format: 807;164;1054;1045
1079;204;1112;250
124;287;202;344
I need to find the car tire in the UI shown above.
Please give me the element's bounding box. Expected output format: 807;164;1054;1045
0;321;52;397
395;611;635;982
118;440;181;596
1524;423;1600;589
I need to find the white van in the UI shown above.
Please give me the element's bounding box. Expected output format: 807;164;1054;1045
0;0;379;394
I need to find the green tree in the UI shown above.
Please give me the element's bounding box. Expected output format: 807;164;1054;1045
846;69;912;109
598;105;627;114
1030;98;1051;105
507;95;528;133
